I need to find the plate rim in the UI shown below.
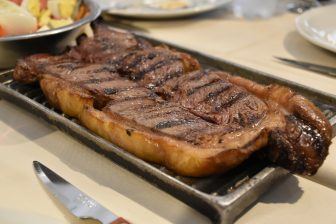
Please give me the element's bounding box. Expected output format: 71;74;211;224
295;5;336;53
106;0;232;19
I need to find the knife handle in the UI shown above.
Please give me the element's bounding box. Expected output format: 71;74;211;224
110;217;130;224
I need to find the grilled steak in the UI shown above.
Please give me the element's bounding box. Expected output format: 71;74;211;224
68;23;153;63
13;24;332;176
15;56;273;176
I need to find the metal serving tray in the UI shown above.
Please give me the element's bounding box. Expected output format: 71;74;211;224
1;29;336;224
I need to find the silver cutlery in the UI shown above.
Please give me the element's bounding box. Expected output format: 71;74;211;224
33;161;130;224
286;0;321;14
274;56;336;78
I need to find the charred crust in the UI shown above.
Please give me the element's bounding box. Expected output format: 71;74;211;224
13;24;332;176
126;129;134;136
103;88;118;95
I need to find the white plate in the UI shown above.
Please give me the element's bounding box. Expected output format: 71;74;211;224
296;5;336;53
101;0;232;19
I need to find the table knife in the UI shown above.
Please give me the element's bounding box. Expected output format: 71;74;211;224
274;56;336;78
33;161;130;224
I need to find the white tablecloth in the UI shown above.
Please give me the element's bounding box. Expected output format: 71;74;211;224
1;9;336;224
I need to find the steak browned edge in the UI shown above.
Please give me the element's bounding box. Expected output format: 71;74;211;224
13;23;332;176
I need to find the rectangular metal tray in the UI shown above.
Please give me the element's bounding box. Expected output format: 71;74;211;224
1;29;336;224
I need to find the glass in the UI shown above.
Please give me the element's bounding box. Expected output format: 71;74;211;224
232;0;321;19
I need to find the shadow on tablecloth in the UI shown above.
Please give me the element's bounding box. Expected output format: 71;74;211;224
283;31;336;67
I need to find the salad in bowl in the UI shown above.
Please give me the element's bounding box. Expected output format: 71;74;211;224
0;0;89;37
0;0;100;68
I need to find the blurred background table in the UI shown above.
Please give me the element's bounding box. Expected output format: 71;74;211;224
1;4;336;224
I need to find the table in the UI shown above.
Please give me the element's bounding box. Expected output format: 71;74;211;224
1;9;336;224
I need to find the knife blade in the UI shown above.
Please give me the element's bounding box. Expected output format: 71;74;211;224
33;161;130;224
274;56;336;78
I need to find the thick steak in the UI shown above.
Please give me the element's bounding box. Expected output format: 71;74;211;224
13;24;332;176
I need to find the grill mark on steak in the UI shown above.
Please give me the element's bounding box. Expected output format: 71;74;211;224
106;98;157;114
131;57;181;81
117;103;161;117
118;103;179;121
116;95;156;104
124;54;149;70
139;62;185;90
82;79;135;96
153;69;184;87
43;63;84;77
215;92;249;112
109;51;138;66
187;79;222;96
79;77;116;84
55;62;85;71
142;107;183;119
202;84;233;103
155;119;194;129
122;50;163;70
120;53;181;81
188;70;207;81
244;110;267;127
166;70;205;93
103;88;118;95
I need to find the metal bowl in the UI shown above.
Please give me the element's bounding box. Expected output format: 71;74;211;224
0;0;101;69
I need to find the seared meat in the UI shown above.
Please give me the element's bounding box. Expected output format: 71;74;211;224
12;24;332;176
15;55;269;146
116;47;200;85
12;54;76;84
158;70;268;128
69;24;200;83
68;23;152;63
224;75;332;174
16;57;273;176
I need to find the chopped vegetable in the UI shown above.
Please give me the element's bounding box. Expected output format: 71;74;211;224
49;18;73;29
21;0;41;17
10;0;22;4
37;25;50;32
38;9;51;27
0;0;87;37
75;4;87;21
47;0;61;19
0;25;6;37
40;0;46;9
0;0;37;36
59;0;76;19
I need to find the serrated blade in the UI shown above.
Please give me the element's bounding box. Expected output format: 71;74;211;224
33;161;129;224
